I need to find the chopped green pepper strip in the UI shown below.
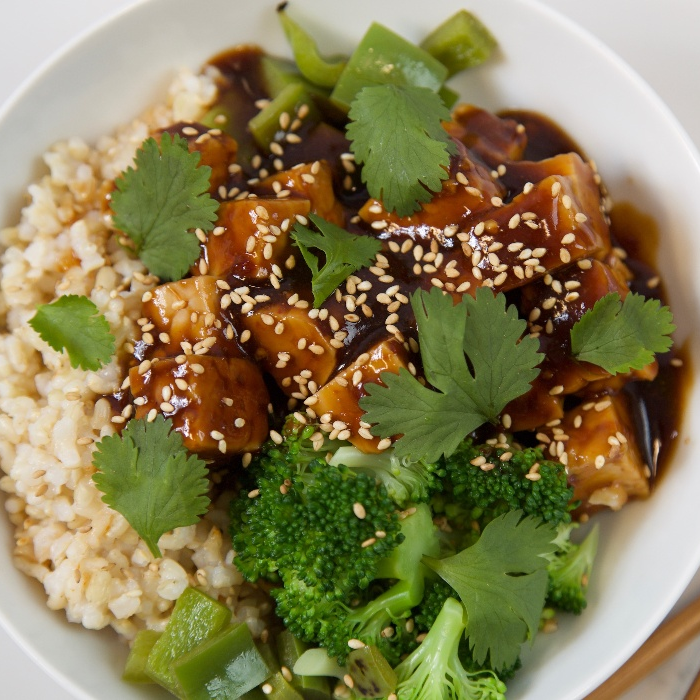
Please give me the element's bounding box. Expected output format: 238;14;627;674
276;631;331;699
330;22;448;109
122;630;161;684
248;82;320;151
277;4;347;88
145;587;232;695
173;623;272;700
419;9;497;77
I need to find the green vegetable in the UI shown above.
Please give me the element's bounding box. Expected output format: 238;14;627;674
424;511;557;672
145;587;232;694
570;291;675;374
393;597;507;700
359;287;543;462
122;630;161;684
419;9;497;77
292;648;346;680
111;132;218;281
275;632;330;699
330;22;447;109
173;623;272;700
229;420;405;658
328;445;444;508
347;645;397;698
260;55;325;99
277;4;347;88
249;82;320;151
92;415;210;558
291;214;382;307
441;438;574;534
545;522;600;615
347;84;456;216
28;294;115;371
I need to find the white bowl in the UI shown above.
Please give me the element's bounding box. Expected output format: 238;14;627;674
1;0;700;699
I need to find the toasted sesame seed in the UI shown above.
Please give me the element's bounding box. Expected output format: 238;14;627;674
348;639;365;650
361;537;377;548
595;455;605;469
353;502;367;519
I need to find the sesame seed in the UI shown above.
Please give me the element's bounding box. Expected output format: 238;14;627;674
348;639;365;650
377;438;392;451
361;537;377;548
551;181;561;196
595;455;605;469
353;502;367;519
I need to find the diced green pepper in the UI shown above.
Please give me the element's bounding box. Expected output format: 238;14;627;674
262;672;305;700
260;56;330;100
330;23;448;109
173;623;272;700
276;631;330;699
419;10;497;77
146;587;232;695
277;6;347;88
249;82;320;151
123;630;162;684
347;646;397;698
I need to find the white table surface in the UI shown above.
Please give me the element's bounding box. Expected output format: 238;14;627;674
2;0;700;698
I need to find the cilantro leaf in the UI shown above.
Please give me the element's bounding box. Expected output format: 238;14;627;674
28;295;115;371
359;287;542;461
291;213;381;307
570;292;675;374
111;133;218;281
347;84;457;216
92;415;210;558
424;510;558;671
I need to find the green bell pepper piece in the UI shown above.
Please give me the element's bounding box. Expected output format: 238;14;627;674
173;623;272;700
277;5;347;88
276;631;330;699
330;22;448;109
419;10;497;77
145;587;232;695
248;82;320;151
123;629;161;684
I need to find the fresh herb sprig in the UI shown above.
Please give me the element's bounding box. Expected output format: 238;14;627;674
570;291;675;374
425;510;558;671
347;84;457;216
291;213;381;307
359;287;542;462
93;416;210;558
111;133;218;281
28;295;115;371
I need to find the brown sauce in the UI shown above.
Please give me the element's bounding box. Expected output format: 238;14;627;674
151;46;687;483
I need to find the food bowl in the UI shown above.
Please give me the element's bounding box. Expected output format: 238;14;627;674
1;0;700;698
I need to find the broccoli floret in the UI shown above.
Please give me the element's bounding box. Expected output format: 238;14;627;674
311;503;441;664
546;522;600;614
230;421;405;647
230;419;443;664
330;445;444;507
394;597;507;700
442;438;574;530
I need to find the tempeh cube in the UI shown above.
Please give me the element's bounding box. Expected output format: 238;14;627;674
199;197;310;279
239;299;338;397
545;395;650;513
257;160;345;226
446;105;528;165
129;355;269;458
422;170;611;296
313;338;410;453
358;146;504;232
137;276;242;360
